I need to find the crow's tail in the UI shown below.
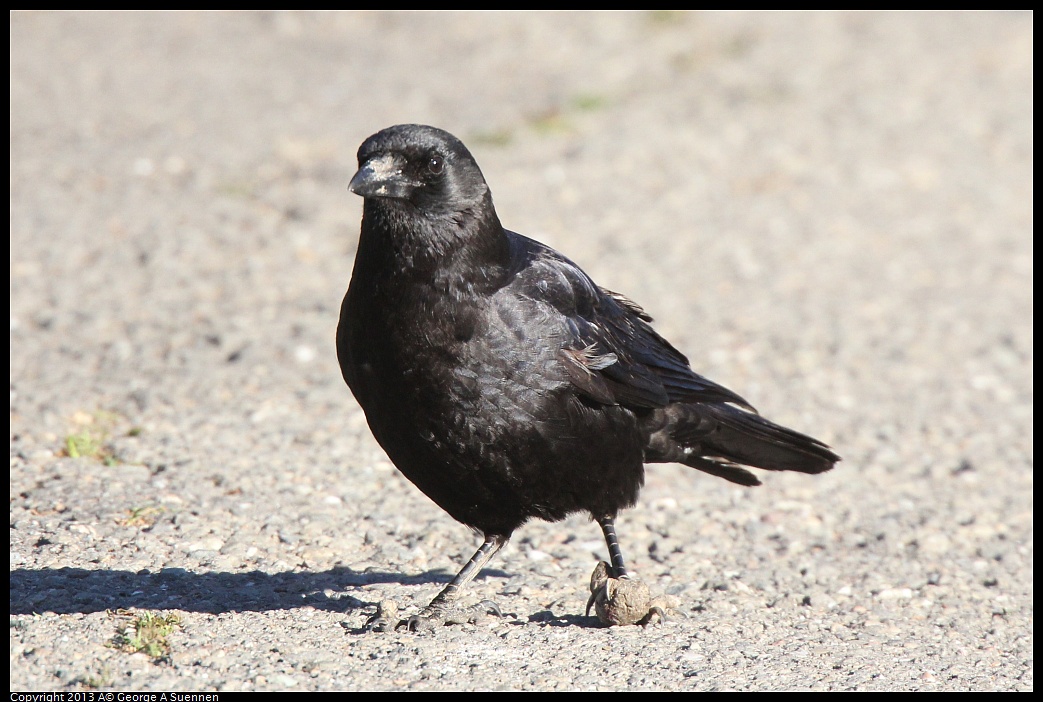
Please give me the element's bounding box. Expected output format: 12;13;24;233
648;403;840;486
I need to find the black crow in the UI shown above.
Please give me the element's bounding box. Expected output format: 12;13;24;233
338;124;839;630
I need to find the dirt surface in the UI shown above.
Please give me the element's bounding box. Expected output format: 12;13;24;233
10;11;1032;692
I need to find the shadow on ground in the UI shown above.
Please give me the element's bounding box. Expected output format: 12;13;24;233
9;565;511;616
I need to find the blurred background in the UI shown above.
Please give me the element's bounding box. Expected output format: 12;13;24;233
10;11;1032;691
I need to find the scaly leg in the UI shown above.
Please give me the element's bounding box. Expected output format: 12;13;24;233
598;515;629;578
365;533;508;632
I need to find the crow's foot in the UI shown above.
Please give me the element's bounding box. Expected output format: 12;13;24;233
587;561;675;626
364;598;503;633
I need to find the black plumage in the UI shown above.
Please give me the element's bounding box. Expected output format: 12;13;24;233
337;124;839;628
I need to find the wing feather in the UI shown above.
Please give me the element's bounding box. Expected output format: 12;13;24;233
505;232;754;411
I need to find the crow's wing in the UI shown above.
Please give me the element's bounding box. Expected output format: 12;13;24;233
504;232;755;411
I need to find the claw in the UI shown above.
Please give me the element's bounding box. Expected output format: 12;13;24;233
397;613;439;633
638;605;668;627
362;599;399;632
479;599;502;617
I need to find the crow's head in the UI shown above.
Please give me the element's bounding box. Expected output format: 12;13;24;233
350;124;490;216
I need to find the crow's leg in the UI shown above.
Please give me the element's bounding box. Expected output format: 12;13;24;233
588;515;632;619
376;533;507;632
587;516;673;625
597;515;629;578
425;533;507;611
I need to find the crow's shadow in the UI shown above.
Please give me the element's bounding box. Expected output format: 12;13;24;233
9;565;511;616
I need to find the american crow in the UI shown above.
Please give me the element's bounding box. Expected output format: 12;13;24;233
338;124;839;630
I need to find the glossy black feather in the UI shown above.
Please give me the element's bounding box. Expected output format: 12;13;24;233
337;124;839;575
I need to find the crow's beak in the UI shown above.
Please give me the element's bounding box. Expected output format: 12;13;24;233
349;154;414;199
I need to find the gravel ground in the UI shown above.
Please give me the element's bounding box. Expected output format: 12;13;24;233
10;11;1032;692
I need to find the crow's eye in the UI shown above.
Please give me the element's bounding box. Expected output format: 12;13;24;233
428;155;444;175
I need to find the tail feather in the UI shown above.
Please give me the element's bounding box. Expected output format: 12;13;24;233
704;405;838;474
682;457;763;486
649;403;840;485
